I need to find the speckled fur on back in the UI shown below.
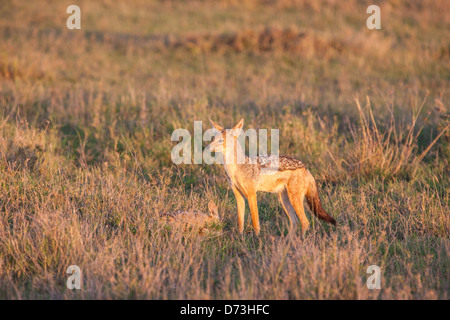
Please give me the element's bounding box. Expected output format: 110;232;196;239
207;119;336;236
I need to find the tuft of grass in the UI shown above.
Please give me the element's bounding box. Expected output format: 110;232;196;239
0;0;448;300
345;95;449;180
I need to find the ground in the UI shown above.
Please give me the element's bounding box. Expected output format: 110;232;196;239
0;0;448;299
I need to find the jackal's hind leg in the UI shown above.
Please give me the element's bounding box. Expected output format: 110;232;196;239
286;188;310;237
279;190;299;232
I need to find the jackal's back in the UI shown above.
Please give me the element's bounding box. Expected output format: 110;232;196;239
239;155;307;178
261;155;306;171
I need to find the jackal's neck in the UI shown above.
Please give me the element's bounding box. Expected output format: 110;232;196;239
223;139;247;175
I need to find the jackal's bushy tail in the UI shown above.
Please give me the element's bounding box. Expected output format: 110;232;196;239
305;182;336;226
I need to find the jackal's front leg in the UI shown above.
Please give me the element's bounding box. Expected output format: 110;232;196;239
247;193;260;235
232;186;246;234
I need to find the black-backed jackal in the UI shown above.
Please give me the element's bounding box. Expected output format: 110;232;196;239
160;201;219;235
206;119;336;236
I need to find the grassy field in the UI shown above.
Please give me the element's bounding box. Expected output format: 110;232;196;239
0;0;449;299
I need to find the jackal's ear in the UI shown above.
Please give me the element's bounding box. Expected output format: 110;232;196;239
209;119;224;132
231;118;244;136
208;201;219;219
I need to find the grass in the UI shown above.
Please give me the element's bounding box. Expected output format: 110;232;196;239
0;0;448;299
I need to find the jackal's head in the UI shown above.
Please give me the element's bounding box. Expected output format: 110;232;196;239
206;118;244;154
208;200;219;220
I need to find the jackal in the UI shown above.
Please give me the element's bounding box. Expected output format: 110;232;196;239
206;119;336;236
160;201;219;234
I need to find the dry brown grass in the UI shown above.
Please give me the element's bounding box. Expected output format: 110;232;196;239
0;0;448;299
347;96;449;179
